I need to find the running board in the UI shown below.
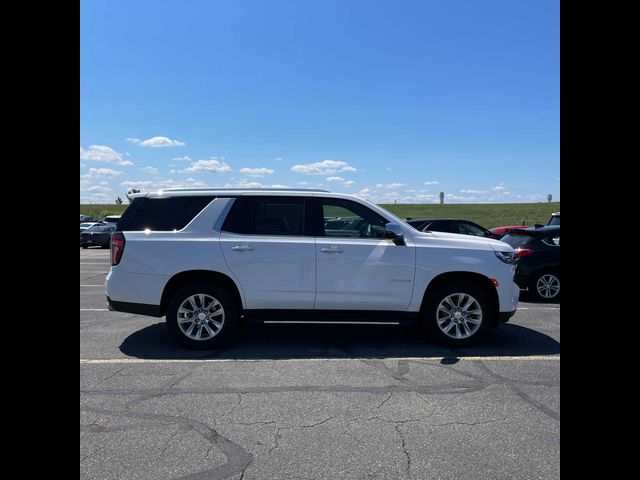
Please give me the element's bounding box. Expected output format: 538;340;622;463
243;309;419;325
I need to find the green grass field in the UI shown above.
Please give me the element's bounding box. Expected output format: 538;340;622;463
380;202;559;228
81;202;559;228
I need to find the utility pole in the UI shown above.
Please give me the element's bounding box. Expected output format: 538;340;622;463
439;192;444;205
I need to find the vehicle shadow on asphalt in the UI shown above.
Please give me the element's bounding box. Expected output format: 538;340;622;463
119;322;560;360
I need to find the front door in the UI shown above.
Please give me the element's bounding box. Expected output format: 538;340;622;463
314;197;415;311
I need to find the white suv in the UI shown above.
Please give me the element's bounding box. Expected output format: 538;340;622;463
106;188;519;348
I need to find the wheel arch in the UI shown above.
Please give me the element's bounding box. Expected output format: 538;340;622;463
160;270;244;317
421;271;500;326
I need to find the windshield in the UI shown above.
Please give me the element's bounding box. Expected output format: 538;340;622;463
548;215;560;226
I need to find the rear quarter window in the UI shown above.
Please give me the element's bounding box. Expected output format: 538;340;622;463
500;234;531;248
117;196;216;231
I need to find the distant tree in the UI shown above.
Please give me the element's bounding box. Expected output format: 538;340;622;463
547;194;552;203
115;196;123;205
126;188;141;202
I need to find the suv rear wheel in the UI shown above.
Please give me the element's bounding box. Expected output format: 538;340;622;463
166;282;239;349
422;281;492;347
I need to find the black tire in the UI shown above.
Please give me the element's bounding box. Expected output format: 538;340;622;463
166;282;239;349
81;245;88;249
421;281;493;347
529;270;560;302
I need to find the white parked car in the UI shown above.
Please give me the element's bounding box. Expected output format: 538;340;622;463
105;189;519;348
101;214;122;225
80;222;100;233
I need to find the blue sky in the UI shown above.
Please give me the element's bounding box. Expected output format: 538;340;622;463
80;0;559;204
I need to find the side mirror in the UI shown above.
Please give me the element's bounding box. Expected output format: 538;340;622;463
385;223;406;246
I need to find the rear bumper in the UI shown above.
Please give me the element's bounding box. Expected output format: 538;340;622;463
106;295;163;317
498;309;517;324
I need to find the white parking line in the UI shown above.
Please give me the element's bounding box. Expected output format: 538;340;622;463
517;307;559;310
80;355;560;364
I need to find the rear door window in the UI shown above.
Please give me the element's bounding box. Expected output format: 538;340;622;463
117;196;216;231
221;196;306;236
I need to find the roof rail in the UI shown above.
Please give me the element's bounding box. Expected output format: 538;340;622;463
159;187;331;193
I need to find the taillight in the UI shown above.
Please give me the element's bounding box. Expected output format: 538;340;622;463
111;232;126;266
515;247;535;258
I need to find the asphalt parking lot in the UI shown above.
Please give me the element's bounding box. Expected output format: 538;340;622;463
80;248;559;480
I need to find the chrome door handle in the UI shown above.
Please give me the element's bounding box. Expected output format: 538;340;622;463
321;247;343;253
231;245;254;252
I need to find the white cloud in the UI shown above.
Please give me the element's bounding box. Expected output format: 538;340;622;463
424;180;439;185
460;189;488;194
343;180;356;186
87;185;113;193
134;136;186;148
141;166;158;175
85;168;123;178
126;138;141;144
120;178;207;190
173;156;193;162
291;160;357;175
224;180;290;189
182;158;232;173
297;181;310;185
80;145;133;166
239;167;274;177
491;183;506;191
326;176;345;182
376;182;406;189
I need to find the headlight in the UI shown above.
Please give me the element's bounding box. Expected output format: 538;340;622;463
495;250;517;264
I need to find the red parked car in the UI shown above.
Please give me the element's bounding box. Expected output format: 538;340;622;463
490;225;530;238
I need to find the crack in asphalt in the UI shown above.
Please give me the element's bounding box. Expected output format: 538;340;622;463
472;361;559;421
80;405;253;480
90;365;128;390
429;417;507;428
80;358;557;478
394;423;412;480
373;392;394;410
267;417;334;456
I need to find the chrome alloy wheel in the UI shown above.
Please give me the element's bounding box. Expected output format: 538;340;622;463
436;293;483;339
177;294;225;340
536;274;560;299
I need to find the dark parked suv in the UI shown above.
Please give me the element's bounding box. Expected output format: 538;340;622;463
80;224;116;249
501;226;560;301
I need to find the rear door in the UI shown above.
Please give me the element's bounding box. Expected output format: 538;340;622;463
219;196;316;309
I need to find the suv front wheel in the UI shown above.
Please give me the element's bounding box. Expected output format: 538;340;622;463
166;282;239;349
422;281;492;347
